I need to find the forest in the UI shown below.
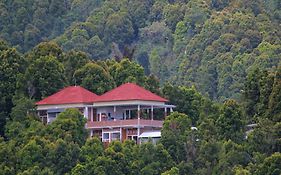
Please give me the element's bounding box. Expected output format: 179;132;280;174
0;0;280;175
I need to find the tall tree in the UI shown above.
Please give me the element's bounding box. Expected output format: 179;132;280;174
216;100;245;143
0;47;25;136
46;108;88;146
74;62;115;95
268;64;281;122
63;50;90;85
24;55;66;100
161;112;192;163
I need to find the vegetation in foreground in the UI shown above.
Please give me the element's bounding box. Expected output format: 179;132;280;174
0;40;280;175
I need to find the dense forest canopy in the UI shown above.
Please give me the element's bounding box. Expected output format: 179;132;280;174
0;0;280;101
0;0;280;175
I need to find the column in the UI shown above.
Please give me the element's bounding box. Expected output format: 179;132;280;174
114;106;116;120
164;107;167;118
137;105;140;119
47;112;49;124
170;107;173;112
84;107;88;118
90;129;93;137
151;105;154;120
91;108;93;122
137;105;140;144
99;112;102;121
120;128;122;141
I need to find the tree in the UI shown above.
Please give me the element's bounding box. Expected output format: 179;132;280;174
268;64;281;122
149;48;168;80
163;3;185;31
24;55;66;100
162;83;203;124
233;166;251;175
17;139;44;172
63;50;90;85
0;47;25;136
216;100;245;143
104;11;134;47
213;140;250;175
46;139;81;175
17;166;54;175
246;119;280;155
26;42;64;62
255;152;281;175
80;137;104;163
161;112;192;163
46;108;88;146
87;35;107;60
161;167;179;175
109;58;146;86
144;75;161;94
74;62;115;94
243;68;264;118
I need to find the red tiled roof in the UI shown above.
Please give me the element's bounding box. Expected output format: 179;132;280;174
36;86;98;105
93;83;168;102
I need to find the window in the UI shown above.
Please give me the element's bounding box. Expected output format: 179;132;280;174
127;135;138;143
112;133;120;141
103;133;109;142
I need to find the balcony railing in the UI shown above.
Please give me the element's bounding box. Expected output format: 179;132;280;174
86;119;163;129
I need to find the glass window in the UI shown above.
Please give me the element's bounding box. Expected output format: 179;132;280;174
112;133;120;141
103;133;109;141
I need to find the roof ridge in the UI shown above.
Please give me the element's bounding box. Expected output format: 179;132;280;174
93;82;168;102
36;85;98;105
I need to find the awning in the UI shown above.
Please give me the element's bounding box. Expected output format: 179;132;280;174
138;131;161;138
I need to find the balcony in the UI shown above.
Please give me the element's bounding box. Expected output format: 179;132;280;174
86;119;163;129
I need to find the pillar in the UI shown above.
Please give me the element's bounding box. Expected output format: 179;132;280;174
47;112;49;124
91;108;93;122
114;106;116;119
84;107;88;118
164;107;167;118
151;105;154;120
137;105;140;119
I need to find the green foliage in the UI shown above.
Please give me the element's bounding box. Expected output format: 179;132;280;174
24;55;66;99
161;112;192;163
268;64;281;122
213;140;250;175
26;42;64;62
10;97;35;121
63;50;91;85
47;108;88;146
74;62;115;95
246;119;280;155
0;1;280;174
216;100;245;143
0;0;280;103
109;58;146;86
0;0;102;52
0;47;25;136
104;11;134;46
255;152;281;175
80;137;104;162
162;83;205;124
161;167;179;175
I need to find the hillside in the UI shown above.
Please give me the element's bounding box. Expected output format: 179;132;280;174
0;1;281;174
